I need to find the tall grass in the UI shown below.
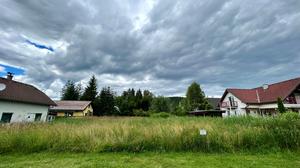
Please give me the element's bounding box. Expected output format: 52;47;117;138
0;113;299;153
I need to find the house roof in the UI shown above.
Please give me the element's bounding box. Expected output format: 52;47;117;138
221;77;300;104
207;98;221;109
50;100;91;111
0;77;56;106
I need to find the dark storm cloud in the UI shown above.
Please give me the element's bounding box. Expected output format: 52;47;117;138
0;0;300;99
0;0;89;39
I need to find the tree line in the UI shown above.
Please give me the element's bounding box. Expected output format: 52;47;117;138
61;75;213;116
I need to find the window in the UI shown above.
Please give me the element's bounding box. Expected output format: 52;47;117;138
47;115;54;122
64;112;73;117
1;113;13;123
35;113;42;121
229;96;235;107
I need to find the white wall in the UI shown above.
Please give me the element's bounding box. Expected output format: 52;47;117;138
220;92;247;117
294;93;300;104
220;91;300;117
0;101;49;123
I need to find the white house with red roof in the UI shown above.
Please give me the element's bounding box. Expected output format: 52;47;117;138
220;77;300;117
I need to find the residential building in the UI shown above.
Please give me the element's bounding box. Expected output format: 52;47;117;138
0;73;56;123
189;98;225;117
220;77;300;117
49;100;93;117
207;98;221;110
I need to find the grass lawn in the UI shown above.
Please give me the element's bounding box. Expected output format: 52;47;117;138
0;152;299;168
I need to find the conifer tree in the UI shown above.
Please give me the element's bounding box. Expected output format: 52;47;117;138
98;87;115;115
136;89;143;109
81;75;98;101
61;80;81;100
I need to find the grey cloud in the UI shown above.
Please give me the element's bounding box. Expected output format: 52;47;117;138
0;0;300;99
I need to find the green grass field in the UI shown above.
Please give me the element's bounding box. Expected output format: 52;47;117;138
1;152;299;168
0;114;300;167
1;114;300;153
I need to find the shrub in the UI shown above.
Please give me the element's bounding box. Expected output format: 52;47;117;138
277;97;286;113
279;111;300;121
133;109;150;117
150;112;171;118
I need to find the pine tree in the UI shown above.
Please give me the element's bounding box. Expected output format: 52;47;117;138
141;90;153;111
80;75;98;101
136;89;143;109
129;88;135;98
92;96;102;116
136;89;143;100
277;97;286;113
115;90;130;116
98;87;115;115
61;80;81;100
127;88;136;115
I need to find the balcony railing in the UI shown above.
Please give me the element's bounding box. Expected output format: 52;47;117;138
284;96;299;104
220;101;238;108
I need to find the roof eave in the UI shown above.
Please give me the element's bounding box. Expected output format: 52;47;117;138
0;98;56;106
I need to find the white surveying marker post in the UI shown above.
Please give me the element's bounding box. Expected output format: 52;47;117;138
199;128;207;136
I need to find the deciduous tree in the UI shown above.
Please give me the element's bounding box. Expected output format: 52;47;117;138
150;96;170;112
185;82;212;111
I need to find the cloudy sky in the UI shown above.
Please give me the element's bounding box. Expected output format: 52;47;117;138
0;0;300;99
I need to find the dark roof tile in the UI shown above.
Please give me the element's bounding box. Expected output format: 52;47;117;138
0;77;56;106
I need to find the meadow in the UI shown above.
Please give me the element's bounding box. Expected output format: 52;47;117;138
1;152;300;168
0;112;300;153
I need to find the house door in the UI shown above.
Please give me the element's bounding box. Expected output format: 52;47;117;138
1;113;13;123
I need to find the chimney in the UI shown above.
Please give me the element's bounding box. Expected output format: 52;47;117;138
7;72;13;80
262;84;269;90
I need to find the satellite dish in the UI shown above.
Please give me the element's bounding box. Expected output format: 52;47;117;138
0;83;6;91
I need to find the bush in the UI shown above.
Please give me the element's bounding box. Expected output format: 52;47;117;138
133;109;150;117
277;97;286;113
150;112;171;118
279;111;300;121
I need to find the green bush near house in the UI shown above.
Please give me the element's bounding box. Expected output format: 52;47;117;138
277;97;287;113
0;112;299;153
